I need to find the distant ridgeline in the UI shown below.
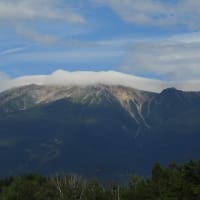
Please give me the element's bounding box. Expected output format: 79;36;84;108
0;160;200;200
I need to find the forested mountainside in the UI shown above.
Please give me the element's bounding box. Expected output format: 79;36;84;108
0;84;200;180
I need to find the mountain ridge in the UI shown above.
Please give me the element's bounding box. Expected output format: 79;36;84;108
0;84;200;180
0;84;155;122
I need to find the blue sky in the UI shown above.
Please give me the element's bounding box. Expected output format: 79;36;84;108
1;0;200;81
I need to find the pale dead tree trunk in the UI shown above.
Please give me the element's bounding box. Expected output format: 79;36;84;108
112;185;120;200
50;174;86;200
64;175;85;200
68;175;77;189
78;180;87;200
70;175;85;200
50;175;63;200
117;185;120;200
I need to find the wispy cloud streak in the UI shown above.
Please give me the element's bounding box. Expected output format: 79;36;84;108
0;47;26;56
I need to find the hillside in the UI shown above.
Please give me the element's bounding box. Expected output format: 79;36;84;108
0;84;200;180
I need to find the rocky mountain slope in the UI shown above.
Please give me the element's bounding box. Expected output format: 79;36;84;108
0;84;200;181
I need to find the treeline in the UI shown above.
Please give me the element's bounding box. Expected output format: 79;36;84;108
0;160;200;200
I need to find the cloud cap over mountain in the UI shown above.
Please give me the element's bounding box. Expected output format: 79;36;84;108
1;70;200;93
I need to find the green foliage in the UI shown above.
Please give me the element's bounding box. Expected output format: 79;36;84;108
0;160;200;200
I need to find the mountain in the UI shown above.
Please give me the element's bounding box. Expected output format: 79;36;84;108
0;84;200;181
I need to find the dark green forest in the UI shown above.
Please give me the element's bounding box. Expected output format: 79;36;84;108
0;160;200;200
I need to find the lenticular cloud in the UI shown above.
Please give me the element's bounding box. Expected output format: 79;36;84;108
1;70;200;93
9;70;165;92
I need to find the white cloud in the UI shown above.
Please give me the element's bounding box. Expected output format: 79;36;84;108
0;70;200;93
121;32;200;80
171;32;200;43
0;0;85;44
0;70;165;93
93;0;200;29
0;72;12;92
2;49;124;64
13;24;97;46
14;25;61;44
0;0;85;24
